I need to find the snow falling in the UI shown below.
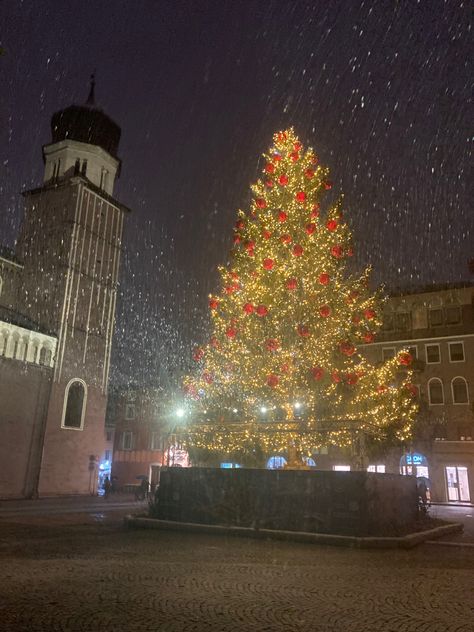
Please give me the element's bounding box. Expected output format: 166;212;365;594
0;0;472;390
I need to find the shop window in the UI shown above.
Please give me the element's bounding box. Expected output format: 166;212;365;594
333;465;351;471
267;456;287;469
368;464;386;473
446;306;461;325
428;378;444;405
62;379;87;430
220;463;242;468
452;377;469;404
426;344;440;364
429;308;443;327
449;342;464;362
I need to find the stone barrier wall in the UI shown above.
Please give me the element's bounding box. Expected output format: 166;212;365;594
151;467;419;537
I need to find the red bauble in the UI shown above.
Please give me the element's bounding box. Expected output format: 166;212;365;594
235;219;245;230
363;332;375;343
262;229;272;239
256;198;266;209
256;305;268;317
193;347;204;362
280;363;290;373
246;240;255;251
286;278;298;290
233;234;241;244
304;168;315;179
210;336;220;349
280;233;292;244
265;163;275;173
225;285;235;295
297;324;310;338
265;180;274;188
340;341;356;356
332;371;341;383
305;223;316;235
293;244;303;257
226;327;237;339
311;155;319;165
267;374;279;388
202;371;213;385
290;151;299;162
278;174;289;186
243;303;254;314
399;352;413;366
230;272;239;280
311;203;321;218
324;180;333;190
347;247;354;257
331;245;343;258
405;383;418;398
273;153;282;162
209;298;219;310
326;219;338;231
319;305;331;318
364;308;376;320
318;273;330;285
278;211;288;222
278;132;288;142
345;373;358;385
295;191;306;202
265;338;279;351
294;141;302;151
263;258;274;270
377;384;387;394
311;366;324;381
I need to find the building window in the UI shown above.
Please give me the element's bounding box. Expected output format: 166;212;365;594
39;347;52;366
367;464;386;473
407;345;418;359
426;344;441;364
122;431;133;450
125;404;136;420
266;456;287;469
395;312;411;331
382;347;396;361
449;342;464;363
333;465;351;471
104;450;110;461
429;308;443;327
62;379;87;430
446;306;461;325
74;158;81;175
81;159;88;176
106;431;112;442
451;377;469;405
428;378;444;405
151;432;162;450
381;314;394;331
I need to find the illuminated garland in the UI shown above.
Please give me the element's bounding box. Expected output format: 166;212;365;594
183;128;418;454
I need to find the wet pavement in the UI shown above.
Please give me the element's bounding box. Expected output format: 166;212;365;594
0;497;473;631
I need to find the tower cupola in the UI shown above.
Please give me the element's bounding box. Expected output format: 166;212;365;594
42;76;122;195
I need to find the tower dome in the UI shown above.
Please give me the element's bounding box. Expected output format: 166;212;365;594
50;75;121;158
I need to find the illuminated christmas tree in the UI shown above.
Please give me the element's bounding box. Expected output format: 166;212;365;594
183;128;418;459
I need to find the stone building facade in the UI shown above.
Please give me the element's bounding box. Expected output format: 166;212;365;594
0;82;129;498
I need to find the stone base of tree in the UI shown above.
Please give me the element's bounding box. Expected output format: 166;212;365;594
150;467;419;537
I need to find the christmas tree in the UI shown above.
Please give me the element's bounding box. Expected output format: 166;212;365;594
183;128;418;458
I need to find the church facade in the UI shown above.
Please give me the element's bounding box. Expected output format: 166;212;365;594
0;83;129;498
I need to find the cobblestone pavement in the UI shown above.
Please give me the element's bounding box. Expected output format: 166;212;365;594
0;513;473;632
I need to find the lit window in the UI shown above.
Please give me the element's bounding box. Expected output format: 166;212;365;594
333;465;351;471
220;463;242;468
151;432;162;450
125;404;136;420
446;306;461;325
426;344;440;364
266;456;287;469
428;378;444;405
104;450;110;461
62;379;87;429
449;342;464;362
452;378;469;404
429;309;443;327
367;465;386;473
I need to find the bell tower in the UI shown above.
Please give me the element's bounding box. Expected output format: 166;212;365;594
16;78;130;495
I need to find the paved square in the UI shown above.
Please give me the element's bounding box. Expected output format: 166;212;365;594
0;512;473;632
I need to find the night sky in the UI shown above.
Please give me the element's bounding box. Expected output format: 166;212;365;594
1;0;472;387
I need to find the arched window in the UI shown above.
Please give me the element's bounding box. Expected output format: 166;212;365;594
39;347;52;366
62;379;87;430
266;455;287;470
452;377;469;404
428;378;444;405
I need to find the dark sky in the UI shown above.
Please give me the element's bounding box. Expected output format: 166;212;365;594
1;0;472;386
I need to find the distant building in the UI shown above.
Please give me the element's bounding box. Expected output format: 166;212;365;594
0;79;129;498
